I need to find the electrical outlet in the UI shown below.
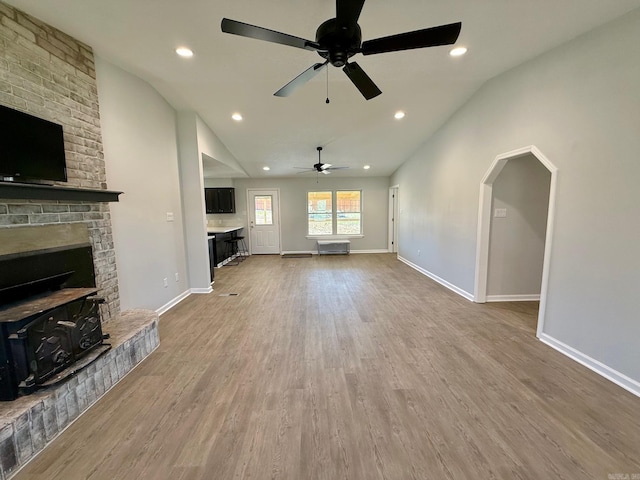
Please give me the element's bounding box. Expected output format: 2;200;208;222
166;212;174;222
163;277;168;287
175;273;179;282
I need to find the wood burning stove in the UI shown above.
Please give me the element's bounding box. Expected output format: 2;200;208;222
0;243;109;400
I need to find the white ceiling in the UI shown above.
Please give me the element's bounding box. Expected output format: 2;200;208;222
7;0;640;178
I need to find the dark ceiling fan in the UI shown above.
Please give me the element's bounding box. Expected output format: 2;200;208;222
294;147;348;175
221;0;461;100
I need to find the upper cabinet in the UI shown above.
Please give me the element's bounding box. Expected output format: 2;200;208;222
205;187;236;214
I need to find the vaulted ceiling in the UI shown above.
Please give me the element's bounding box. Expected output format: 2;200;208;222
7;0;640;178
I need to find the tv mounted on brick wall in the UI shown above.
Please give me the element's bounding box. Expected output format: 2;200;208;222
0;104;67;183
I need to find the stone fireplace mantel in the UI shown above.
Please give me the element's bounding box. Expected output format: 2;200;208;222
0;182;122;203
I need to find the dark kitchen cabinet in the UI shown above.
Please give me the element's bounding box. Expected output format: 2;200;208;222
207;236;216;283
205;188;235;214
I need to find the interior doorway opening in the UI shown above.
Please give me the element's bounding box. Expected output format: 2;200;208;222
474;146;558;338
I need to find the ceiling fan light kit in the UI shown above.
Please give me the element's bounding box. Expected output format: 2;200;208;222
221;0;461;101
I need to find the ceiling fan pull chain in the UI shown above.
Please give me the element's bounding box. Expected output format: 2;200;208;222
325;66;330;104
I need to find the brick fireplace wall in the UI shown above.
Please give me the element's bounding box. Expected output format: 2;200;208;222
0;1;119;319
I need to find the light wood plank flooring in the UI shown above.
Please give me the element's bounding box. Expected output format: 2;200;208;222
15;254;640;480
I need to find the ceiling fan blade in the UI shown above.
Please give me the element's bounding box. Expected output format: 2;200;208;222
361;22;461;56
336;0;366;27
320;163;332;170
221;18;321;51
274;61;329;97
326;166;349;170
321;170;331;175
342;62;382;100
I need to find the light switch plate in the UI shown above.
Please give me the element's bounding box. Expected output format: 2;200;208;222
166;212;174;222
494;208;507;218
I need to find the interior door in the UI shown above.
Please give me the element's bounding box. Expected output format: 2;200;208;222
248;189;281;254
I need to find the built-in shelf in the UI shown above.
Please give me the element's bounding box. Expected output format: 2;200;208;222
0;182;122;203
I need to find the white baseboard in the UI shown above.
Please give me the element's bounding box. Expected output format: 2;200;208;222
397;256;474;301
486;294;541;302
280;250;390;255
156;289;191;316
351;249;390;254
217;253;243;267
539;333;640;398
156;286;214;316
190;286;213;294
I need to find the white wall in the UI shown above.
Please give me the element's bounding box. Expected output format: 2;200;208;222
176;112;210;290
487;155;550;298
391;10;640;387
177;113;247;290
96;57;189;312
196;116;246;175
231;176;390;253
204;179;234;188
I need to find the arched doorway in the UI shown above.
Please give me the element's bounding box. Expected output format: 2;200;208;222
474;146;558;338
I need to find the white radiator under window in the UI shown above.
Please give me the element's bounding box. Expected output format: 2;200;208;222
317;240;350;255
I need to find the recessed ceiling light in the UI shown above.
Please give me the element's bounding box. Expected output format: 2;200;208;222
394;111;405;120
175;47;193;58
262;166;270;171
450;46;468;57
363;165;371;170
232;113;243;121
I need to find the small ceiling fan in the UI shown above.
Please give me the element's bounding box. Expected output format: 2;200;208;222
294;147;348;175
221;0;461;100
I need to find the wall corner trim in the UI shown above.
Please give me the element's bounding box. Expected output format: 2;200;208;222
539;333;640;398
397;256;474;301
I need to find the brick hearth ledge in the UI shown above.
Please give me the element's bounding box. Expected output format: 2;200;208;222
0;309;159;479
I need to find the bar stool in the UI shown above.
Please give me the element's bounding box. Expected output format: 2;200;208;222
235;236;248;260
224;238;241;266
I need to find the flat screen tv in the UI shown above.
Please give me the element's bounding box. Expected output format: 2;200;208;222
0;104;67;183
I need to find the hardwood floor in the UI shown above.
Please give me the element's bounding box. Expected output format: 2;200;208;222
15;254;640;480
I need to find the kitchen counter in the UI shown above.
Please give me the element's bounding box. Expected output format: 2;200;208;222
206;226;243;234
207;227;245;267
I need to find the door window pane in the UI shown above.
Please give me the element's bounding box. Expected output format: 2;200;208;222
254;195;273;225
308;191;332;235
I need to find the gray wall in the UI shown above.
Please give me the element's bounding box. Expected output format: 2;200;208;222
97;58;189;311
231;176;390;253
487;155;550;297
391;10;640;383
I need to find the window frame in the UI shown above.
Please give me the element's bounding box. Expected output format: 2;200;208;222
306;189;363;238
